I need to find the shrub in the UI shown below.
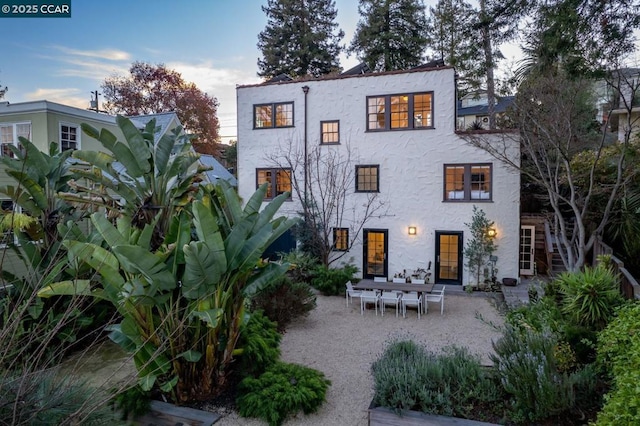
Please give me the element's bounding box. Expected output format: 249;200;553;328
557;264;625;330
595;303;640;425
110;385;152;421
250;277;316;332
371;339;501;418
236;310;281;378
237;361;331;426
279;251;318;284
491;326;576;423
311;264;358;296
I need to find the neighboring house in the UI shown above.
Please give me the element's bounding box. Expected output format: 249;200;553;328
236;66;521;285
200;154;237;186
456;91;515;131
607;68;640;143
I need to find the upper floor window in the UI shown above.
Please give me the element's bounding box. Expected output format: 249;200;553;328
444;163;492;201
256;168;292;199
0;122;31;157
355;165;379;192
321;120;339;144
60;123;79;151
254;102;294;129
367;92;433;131
333;227;349;251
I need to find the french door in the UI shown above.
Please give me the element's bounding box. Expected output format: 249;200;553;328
363;229;388;279
435;231;463;284
520;225;536;275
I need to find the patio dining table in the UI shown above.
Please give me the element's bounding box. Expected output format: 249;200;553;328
353;279;435;314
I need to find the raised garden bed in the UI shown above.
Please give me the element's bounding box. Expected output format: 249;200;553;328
369;405;500;426
135;400;220;426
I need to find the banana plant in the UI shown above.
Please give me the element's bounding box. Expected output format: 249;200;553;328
40;182;298;402
59;115;205;249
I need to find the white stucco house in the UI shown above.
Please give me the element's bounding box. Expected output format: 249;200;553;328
236;65;520;286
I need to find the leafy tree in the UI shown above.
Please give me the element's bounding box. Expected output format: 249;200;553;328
463;206;497;287
101;62;220;156
257;0;344;79
349;0;428;72
425;0;482;96
0;78;6;99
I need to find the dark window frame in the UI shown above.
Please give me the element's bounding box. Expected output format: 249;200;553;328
333;227;349;251
443;163;493;202
355;165;380;193
59;123;79;151
253;101;295;129
320;120;340;144
365;92;434;131
255;167;293;200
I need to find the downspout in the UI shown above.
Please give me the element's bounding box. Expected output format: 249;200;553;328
302;85;309;203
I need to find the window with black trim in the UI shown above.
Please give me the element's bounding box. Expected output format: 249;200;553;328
254;102;294;128
444;164;492;201
60;123;79;151
256;168;292;199
355;165;379;192
321;120;339;144
367;92;433;131
333;228;349;251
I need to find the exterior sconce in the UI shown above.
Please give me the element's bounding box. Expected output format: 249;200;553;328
487;228;497;238
408;226;417;236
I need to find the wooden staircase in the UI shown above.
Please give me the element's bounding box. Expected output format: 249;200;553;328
521;214;551;275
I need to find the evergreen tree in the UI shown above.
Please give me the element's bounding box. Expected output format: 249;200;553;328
425;0;482;95
257;0;344;79
349;0;428;72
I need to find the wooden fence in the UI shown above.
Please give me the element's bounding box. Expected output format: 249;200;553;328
593;238;640;300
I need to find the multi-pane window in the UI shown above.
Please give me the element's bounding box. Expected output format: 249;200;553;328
256;168;292;199
444;164;492;201
0;122;31;157
355;165;379;192
333;228;349;251
254;102;294;128
367;93;433;131
60;124;79;151
321;120;340;144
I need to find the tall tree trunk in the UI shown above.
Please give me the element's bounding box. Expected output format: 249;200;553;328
480;0;496;129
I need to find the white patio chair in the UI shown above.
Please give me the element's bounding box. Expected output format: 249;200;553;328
425;286;445;315
360;290;380;315
380;290;402;317
392;277;406;284
374;276;387;283
401;291;423;319
345;281;362;307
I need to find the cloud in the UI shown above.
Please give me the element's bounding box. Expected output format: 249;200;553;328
24;88;89;109
51;46;131;61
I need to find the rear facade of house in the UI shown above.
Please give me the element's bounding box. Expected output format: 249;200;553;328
236;66;520;286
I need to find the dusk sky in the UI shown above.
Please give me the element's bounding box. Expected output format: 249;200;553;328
0;0;526;144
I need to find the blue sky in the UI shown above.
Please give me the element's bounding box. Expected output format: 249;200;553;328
0;0;365;143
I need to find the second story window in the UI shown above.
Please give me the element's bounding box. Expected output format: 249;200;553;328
321;120;339;144
60;123;79;151
333;228;349;251
444;164;492;201
254;102;294;129
256;168;292;199
0;122;31;157
355;165;379;192
367;93;433;131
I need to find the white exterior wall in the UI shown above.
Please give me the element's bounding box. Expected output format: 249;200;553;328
237;68;520;284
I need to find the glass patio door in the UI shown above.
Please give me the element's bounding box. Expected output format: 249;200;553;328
363;229;388;279
520;225;535;275
435;231;463;284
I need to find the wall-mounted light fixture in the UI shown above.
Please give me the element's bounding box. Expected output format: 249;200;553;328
408;226;417;235
487;228;497;238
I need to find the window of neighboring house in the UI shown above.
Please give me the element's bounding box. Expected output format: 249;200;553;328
444;164;492;201
321;120;339;144
0;122;31;158
333;227;349;251
355;165;379;192
256;168;292;199
367;92;433;131
254;102;294;128
59;123;79;151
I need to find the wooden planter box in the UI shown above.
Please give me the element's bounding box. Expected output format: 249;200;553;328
368;405;499;426
135;400;220;426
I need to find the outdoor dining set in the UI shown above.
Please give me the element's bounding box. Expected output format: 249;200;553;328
346;278;445;319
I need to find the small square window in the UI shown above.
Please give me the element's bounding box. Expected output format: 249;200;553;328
356;165;379;192
444;164;492;201
256;168;292;199
321;120;340;144
60;124;79;151
333;228;349;251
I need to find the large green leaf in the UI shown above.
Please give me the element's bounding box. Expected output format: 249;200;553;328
106;324;137;352
5;171;47;211
113;245;176;293
243;182;267;216
117;115;152;175
183;241;225;299
64;240;120;272
178;350;202;362
154;132;177;175
192;200;221;246
72;150;117;173
190;308;222;328
244;262;290;297
37;280;105;299
165;211;192;273
91;213;127;247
